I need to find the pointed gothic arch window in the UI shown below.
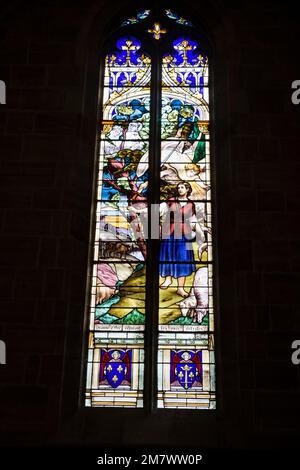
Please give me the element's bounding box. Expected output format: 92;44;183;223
84;8;216;410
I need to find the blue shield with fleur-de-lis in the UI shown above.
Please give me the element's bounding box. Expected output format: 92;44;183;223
176;362;198;390
105;361;126;388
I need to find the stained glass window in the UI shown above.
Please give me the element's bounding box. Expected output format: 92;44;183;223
121;10;151;27
84;9;215;410
158;38;215;409
84;35;150;408
164;9;193;26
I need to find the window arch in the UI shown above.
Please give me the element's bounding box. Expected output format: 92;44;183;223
84;8;215;410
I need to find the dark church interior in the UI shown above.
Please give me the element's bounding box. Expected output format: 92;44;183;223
0;0;300;462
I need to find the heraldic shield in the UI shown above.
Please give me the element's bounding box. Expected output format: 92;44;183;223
99;349;131;389
171;350;202;390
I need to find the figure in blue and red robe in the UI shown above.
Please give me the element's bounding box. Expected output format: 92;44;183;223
159;181;196;297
